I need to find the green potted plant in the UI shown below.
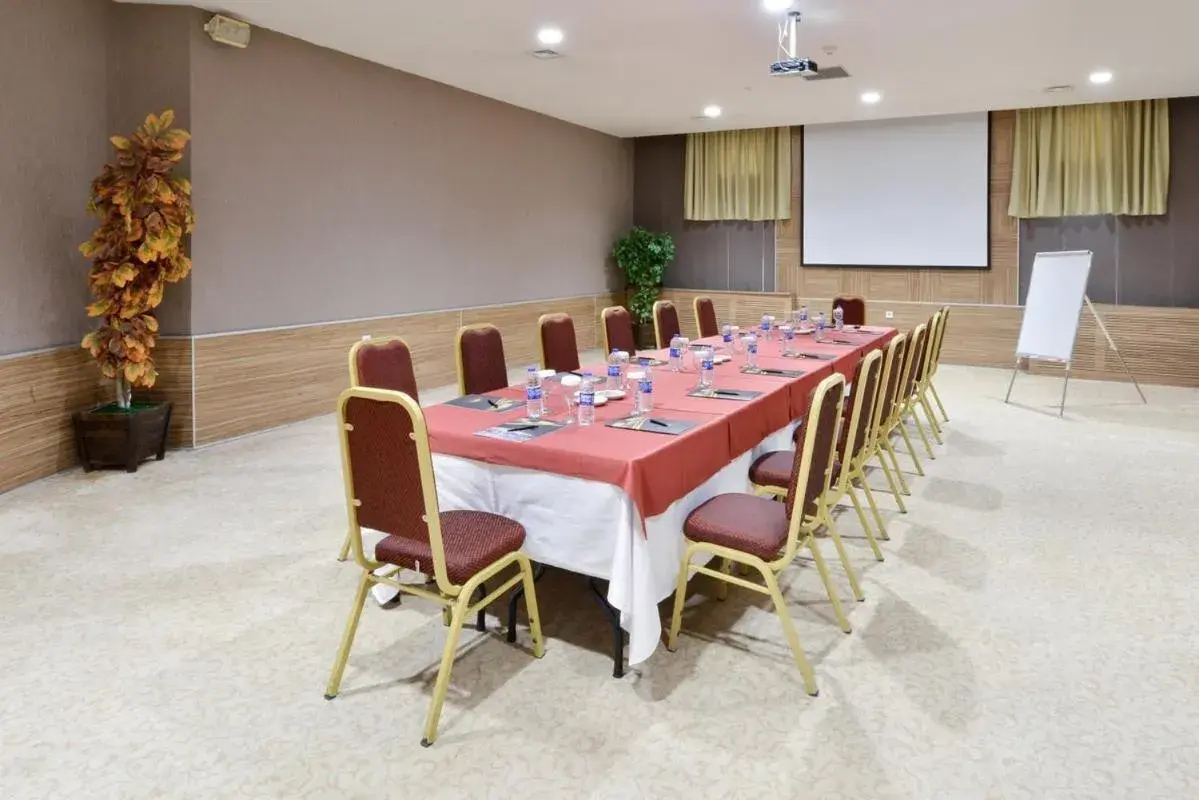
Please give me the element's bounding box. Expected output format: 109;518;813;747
612;226;675;348
74;110;194;473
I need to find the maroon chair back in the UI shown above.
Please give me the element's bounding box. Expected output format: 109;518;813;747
456;324;509;396
601;306;637;355
900;324;928;403
350;338;418;401
693;296;719;339
786;375;845;521
841;350;883;467
342;392;435;552
539;313;581;373
833;295;867;326
653;301;682;349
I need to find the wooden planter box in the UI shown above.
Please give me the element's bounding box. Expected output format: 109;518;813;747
73;401;172;473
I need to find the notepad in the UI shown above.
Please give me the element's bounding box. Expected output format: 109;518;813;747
445;395;524;412
741;366;805;378
475;419;564;442
606;416;695;436
687;388;763;401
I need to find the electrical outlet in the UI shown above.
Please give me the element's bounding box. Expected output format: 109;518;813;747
885;310;894;319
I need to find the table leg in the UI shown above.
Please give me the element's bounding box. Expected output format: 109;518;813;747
587;577;626;679
506;562;546;643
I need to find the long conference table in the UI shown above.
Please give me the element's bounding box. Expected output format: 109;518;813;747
422;326;896;668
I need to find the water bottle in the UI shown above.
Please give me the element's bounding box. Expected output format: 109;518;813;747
745;333;758;368
814;312;826;343
760;314;772;342
668;335;684;372
781;322;796;356
697;347;715;389
833;306;845;332
633;365;654;414
606;349;622;391
721;324;734;346
616;350;630;389
525;366;543;419
798;305;809;330
578;371;596;426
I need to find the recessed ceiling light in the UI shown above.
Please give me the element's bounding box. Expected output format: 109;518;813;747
860;91;882;105
763;0;794;11
702;105;723;119
1089;70;1113;85
537;26;563;46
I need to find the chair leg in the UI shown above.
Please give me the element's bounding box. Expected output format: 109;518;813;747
824;514;865;602
875;447;909;511
929;381;949;422
337;531;352;562
474;582;487;632
514;554;546;659
908;405;936;460
920;392;943;443
758;563;819;697
421;591;471;747
665;548;695;652
324;571;372;700
507;562;546;644
807;536;852;634
847;484;884;561
896;423;925;476
883;439;914;495
858;473;890;540
716;558;731;601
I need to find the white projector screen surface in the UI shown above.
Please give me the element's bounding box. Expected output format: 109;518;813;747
803;112;990;268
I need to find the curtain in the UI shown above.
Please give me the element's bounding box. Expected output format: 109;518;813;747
684;127;791;221
1008;100;1169;218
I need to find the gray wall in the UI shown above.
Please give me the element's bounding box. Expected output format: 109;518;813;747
1018;96;1199;308
106;3;195;335
633;136;776;292
0;0;110;355
188;25;633;334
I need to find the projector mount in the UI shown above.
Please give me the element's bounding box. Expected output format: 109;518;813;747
770;11;818;77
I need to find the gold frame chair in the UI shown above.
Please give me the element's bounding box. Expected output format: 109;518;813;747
912;311;945;446
600;305;636;355
926;305;951;422
861;333;912;517
885;323;928;475
338;336;418;563
537;312;580;373
823;349;887;561
666;373;849;696
692;295;719;339
454;323;508;397
897;321;936;461
324;387;545;747
652;300;681;350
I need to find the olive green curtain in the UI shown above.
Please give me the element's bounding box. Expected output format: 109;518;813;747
684;127;791;221
1008;100;1169;218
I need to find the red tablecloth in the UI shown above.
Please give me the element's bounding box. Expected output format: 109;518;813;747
423;327;895;521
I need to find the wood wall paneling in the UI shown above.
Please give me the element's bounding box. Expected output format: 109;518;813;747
192;293;618;446
141;336;194;448
0;348;105;494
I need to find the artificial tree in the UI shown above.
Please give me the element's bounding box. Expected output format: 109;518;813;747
612;227;675;332
80;110;194;409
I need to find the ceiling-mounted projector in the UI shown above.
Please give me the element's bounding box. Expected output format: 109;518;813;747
769;11;815;77
770;58;818;77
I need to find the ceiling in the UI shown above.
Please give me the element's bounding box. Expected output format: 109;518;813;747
139;0;1199;137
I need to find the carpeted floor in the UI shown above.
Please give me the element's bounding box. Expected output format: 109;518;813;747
2;364;1197;799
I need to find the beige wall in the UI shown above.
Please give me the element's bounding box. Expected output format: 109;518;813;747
0;0;109;355
188;24;634;335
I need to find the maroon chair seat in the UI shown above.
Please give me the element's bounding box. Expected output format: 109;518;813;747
684;494;789;561
751;451;841;491
375;510;526;586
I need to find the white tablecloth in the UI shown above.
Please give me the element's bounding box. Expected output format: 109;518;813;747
432;422;799;665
